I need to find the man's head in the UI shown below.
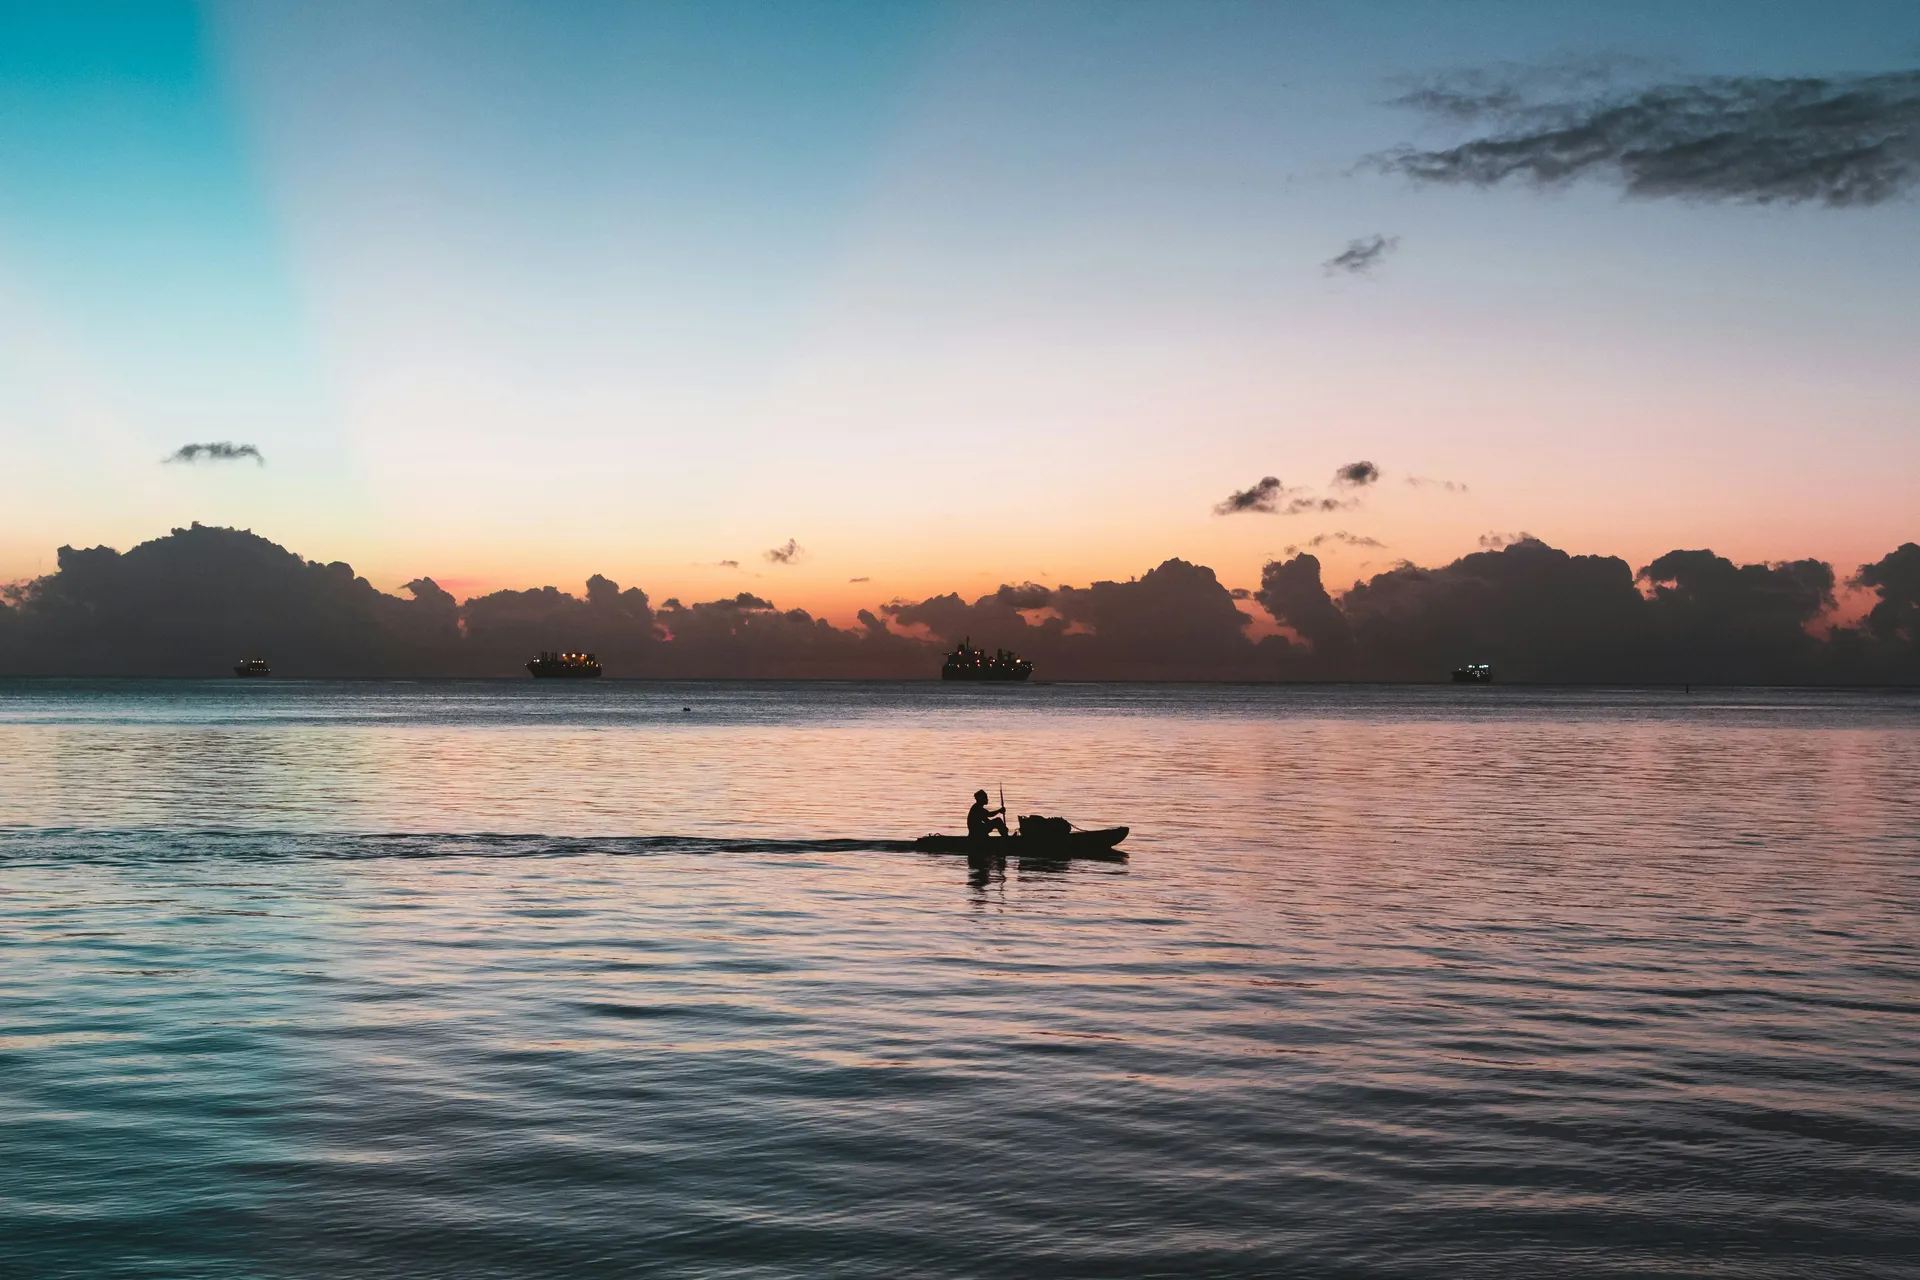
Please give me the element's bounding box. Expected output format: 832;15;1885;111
974;790;989;803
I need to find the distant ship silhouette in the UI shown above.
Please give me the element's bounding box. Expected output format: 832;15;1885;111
528;651;602;678
941;638;1033;682
233;658;271;677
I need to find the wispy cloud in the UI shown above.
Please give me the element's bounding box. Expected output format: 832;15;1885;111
1284;531;1387;555
1407;475;1469;493
163;442;263;466
1375;65;1920;207
1284;495;1358;515
1324;234;1400;275
706;592;775;610
764;539;804;565
716;559;740;569
1478;531;1535;550
849;576;869;583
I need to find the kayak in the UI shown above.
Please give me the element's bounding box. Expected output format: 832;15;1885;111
912;826;1129;860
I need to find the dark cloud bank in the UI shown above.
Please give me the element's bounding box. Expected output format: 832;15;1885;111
2;524;1917;683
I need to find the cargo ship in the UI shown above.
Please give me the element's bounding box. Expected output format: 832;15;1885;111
941;638;1033;682
1451;663;1492;683
528;651;602;678
233;658;271;677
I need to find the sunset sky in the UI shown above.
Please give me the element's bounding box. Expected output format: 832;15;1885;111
2;1;1916;621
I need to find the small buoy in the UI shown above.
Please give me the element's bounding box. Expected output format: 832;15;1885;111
682;706;691;712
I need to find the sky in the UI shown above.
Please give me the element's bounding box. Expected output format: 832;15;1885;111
1;0;1917;621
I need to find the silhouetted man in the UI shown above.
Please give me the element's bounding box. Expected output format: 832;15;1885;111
967;789;1008;839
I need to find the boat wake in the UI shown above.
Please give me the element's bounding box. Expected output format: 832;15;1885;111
0;827;1128;865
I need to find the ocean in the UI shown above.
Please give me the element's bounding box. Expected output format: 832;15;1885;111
2;680;1916;1278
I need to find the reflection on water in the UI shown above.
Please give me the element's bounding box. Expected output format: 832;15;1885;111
1;680;1917;1278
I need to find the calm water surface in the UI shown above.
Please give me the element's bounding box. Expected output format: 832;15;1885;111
2;680;1916;1278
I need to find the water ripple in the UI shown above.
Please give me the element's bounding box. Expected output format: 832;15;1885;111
0;682;1916;1277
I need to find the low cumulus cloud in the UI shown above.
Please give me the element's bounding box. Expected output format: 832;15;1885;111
4;523;1919;682
164;442;263;465
1324;234;1400;275
1854;543;1920;644
1375;64;1920;207
1408;475;1469;493
764;539;804;565
1254;536;1892;683
1334;460;1381;487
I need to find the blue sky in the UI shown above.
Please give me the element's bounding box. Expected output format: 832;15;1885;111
2;1;1917;611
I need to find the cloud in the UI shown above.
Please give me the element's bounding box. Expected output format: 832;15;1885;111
163;442;263;465
1324;234;1400;274
1385;54;1666;123
1044;560;1257;674
884;561;1262;679
1408;475;1469;493
1214;476;1284;514
848;576;869;583
1638;550;1838;675
1284;531;1387;555
708;592;775;611
1376;66;1920;207
0;524;460;676
1256;554;1354;660
1217;471;1372;516
1279;538;1860;682
716;559;740;569
764;539;804;565
1478;531;1534;549
651;589;923;677
992;582;1053;610
5;525;1918;683
1282;495;1358;516
1853;543;1920;646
